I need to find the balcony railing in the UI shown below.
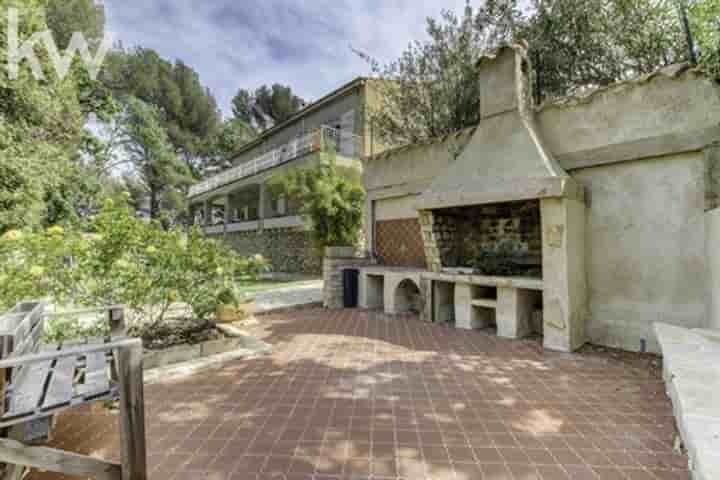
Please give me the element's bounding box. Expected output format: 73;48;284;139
189;126;362;198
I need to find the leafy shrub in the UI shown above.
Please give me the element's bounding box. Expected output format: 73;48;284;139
0;197;269;332
43;315;110;344
271;154;365;250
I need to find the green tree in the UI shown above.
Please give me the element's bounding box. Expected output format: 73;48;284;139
204;118;257;174
103;48;222;175
231;84;305;132
117;97;193;222
356;2;513;145
276;155;365;250
517;0;686;102
0;0;86;233
690;0;720;78
46;0;105;50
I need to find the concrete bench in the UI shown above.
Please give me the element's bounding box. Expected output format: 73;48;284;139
358;267;544;340
358;267;425;315
424;272;544;339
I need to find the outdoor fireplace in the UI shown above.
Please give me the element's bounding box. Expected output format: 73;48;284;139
413;44;588;351
429;200;542;278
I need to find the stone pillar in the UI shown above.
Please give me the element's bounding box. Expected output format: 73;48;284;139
432;281;455;324
365;198;375;258
540;197;588;352
419;211;442;272
496;287;535;339
323;247;372;309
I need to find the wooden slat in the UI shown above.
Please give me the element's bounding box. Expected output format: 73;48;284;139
77;352;110;398
0;437;121;480
0;313;27;337
0;388;118;429
3;360;52;419
40;356;76;410
42;304;125;318
10;317;45;359
0;338;139;370
10;304;44;347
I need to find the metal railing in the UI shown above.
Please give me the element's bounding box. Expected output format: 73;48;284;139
189;126;362;198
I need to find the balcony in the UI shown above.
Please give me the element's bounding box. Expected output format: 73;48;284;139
189;126;362;198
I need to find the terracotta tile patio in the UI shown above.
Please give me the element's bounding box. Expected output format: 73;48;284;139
29;308;688;480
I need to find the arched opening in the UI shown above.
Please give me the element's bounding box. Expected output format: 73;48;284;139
394;279;422;314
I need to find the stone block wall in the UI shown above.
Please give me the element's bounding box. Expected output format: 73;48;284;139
219;227;322;275
420;211;457;272
456;200;542;271
419;201;542;275
374;219;427;269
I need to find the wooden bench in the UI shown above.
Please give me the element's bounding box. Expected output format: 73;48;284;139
0;301;146;480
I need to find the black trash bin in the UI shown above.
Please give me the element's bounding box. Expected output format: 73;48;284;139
342;268;360;308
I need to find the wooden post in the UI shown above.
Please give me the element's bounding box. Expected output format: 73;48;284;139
108;307;126;336
116;342;146;480
1;429;24;480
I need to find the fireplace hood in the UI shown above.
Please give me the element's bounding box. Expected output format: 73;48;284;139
415;45;584;211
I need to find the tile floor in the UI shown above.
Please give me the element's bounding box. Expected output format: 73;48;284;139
30;308;688;480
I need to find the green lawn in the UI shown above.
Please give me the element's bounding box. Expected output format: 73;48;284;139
236;279;319;297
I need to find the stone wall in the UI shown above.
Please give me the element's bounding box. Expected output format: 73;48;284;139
419;211;444;272
418;202;542;276
453;201;542;275
374;219;426;269
220;227;322;275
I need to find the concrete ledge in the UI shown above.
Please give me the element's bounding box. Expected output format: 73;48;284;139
655;323;720;480
143;329;271;370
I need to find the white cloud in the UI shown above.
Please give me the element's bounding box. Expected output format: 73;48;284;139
104;0;470;116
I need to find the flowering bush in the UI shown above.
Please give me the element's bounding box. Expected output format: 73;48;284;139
0;198;269;329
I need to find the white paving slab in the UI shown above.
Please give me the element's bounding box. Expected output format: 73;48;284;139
655;323;720;480
255;281;323;313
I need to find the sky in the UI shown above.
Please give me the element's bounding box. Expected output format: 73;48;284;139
104;0;470;117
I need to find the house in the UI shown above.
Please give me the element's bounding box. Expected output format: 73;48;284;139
324;45;720;354
188;77;384;274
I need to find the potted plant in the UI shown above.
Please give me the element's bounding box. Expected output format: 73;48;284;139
215;285;255;323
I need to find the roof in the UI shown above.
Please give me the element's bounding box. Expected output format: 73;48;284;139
230;77;368;160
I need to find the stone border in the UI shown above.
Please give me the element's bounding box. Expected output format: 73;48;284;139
142;325;271;371
654;323;720;480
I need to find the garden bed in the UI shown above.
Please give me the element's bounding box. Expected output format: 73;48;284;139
138;319;270;370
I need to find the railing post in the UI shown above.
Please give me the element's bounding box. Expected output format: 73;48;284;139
258;183;266;232
116;341;146;480
108;306;125;336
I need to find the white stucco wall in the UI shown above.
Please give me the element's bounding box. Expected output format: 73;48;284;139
375;195;419;221
574;152;707;352
362;66;720;352
705;208;720;331
538;68;720;158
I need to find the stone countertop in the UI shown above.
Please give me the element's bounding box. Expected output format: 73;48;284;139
422;271;544;290
654;323;720;480
358;266;544;290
